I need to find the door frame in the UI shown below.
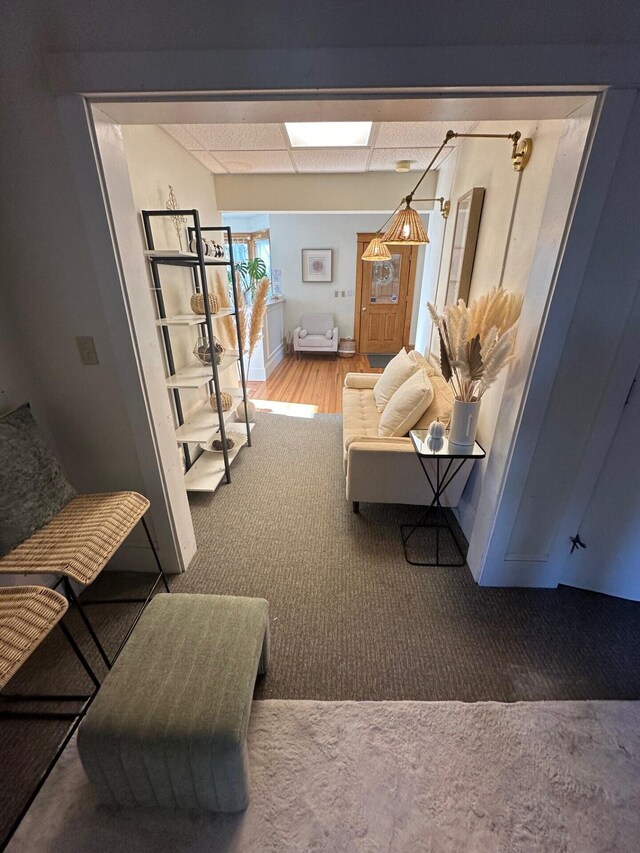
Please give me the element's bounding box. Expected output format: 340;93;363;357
354;233;418;353
48;48;638;586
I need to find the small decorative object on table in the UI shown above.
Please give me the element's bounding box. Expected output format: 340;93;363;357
193;335;225;366
235;400;256;423
428;287;523;446
190;292;220;315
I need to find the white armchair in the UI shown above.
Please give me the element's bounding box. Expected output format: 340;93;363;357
293;313;339;357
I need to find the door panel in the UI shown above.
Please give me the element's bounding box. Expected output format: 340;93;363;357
560;365;640;600
355;235;417;354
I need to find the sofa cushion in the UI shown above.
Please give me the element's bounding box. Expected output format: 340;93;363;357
325;329;333;340
408;349;439;376
373;348;418;412
342;387;382;459
414;371;455;428
301;313;333;335
298;334;334;349
378;369;434;437
298;328;308;338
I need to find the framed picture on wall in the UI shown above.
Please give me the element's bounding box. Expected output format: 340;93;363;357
444;187;485;306
302;248;333;282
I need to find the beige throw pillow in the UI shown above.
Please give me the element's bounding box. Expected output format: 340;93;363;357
373;348;418;412
378;369;435;437
413;371;454;429
408;349;438;376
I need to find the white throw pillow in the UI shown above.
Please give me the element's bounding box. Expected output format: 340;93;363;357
378;369;434;437
298;328;308;338
325;329;333;340
373;348;418;412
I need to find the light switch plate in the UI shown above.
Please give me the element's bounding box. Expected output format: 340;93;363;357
76;336;100;365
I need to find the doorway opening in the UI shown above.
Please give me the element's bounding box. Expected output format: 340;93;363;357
83;91;597;582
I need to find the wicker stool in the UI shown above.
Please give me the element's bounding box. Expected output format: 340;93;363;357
0;585;100;712
0;492;170;670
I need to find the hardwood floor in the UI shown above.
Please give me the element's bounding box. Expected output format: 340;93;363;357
247;354;380;415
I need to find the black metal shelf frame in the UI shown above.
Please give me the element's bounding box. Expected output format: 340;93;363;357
141;210;252;485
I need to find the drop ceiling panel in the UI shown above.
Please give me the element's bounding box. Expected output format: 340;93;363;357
369;147;444;171
182;123;287;151
214;150;294;173
376;121;476;148
189;150;227;174
292;148;370;173
161;124;202;150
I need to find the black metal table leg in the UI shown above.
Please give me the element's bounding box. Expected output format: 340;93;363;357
141;515;171;593
63;578;112;669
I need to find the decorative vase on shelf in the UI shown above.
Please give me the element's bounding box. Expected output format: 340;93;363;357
193;335;225;366
235;400;256;423
448;399;481;446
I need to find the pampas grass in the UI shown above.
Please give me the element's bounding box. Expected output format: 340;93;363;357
212;270;237;348
247;277;270;371
428;287;523;401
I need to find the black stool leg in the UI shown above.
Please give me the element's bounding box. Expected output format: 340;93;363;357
141;516;171;593
58;621;101;689
63;578;112;669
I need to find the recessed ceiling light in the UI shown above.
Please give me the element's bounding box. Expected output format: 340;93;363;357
285;122;372;148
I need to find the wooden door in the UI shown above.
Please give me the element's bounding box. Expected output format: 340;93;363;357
355;234;417;353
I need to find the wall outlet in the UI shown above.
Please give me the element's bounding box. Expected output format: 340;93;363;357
341;290;346;297
76;336;100;365
334;290;339;298
347;289;355;297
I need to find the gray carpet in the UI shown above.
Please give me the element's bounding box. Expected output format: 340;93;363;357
2;412;640;846
10;701;640;853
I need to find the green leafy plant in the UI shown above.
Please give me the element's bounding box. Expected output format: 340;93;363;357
236;258;267;301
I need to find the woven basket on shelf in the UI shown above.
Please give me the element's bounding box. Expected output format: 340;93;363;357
190;293;220;315
210;391;233;412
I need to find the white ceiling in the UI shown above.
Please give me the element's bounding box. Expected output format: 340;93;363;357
161;120;478;174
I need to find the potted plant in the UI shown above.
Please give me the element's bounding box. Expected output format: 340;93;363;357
235;258;268;303
428;287;523;445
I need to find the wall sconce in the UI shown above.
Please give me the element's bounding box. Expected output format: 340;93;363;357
361;129;532;259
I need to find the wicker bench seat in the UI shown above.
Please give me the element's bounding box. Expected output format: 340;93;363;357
77;593;269;813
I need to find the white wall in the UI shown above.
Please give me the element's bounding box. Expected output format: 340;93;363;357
222;213;270;232
121;125;235;420
269;213;427;341
421;121;564;541
216;172;438;213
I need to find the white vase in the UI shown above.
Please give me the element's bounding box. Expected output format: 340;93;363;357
448;399;481;446
235;400;256;423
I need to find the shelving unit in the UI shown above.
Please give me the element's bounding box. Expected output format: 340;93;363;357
141;211;252;493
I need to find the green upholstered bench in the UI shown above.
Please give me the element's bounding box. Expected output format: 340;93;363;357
77;593;269;812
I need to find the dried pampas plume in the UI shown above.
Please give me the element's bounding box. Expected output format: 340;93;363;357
427;287;523;401
247;277;270;364
212;270;237;349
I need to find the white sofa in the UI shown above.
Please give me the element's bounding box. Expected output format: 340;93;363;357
293;313;339;356
342;364;474;511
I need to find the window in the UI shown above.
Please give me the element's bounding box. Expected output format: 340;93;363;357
227;230;271;278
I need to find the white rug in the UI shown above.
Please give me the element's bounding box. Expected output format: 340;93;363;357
9;700;640;853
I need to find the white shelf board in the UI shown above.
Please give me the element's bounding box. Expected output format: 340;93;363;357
184;423;254;493
144;250;198;258
165;352;239;389
175;397;240;443
156;308;236;327
165;365;212;389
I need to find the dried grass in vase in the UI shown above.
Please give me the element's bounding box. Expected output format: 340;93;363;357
246;277;270;374
212;270;238;349
428;287;524;402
